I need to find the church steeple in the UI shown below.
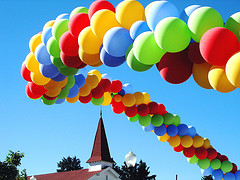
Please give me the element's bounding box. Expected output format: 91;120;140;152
87;108;114;172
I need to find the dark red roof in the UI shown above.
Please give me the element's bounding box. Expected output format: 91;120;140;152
27;169;102;180
86;116;114;163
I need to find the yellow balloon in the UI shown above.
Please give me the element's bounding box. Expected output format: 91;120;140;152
29;34;42;53
86;74;99;89
122;93;136;107
90;61;103;67
102;92;112;106
45;88;61;97
133;92;144;105
142;92;151;104
208;65;236;93
31;71;51;85
79;82;92;96
168;135;181;147
192;62;213;89
202;138;211;149
43;20;55;30
66;94;79;103
157;133;170;142
78;26;102;54
116;0;145;30
43;79;62;90
192;135;204;148
226;52;240;88
114;94;122;102
91;10;120;39
88;69;101;82
79;47;102;66
181;135;193;148
25;52;39;73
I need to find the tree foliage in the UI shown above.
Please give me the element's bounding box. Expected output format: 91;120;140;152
57;156;83;172
201;175;213;180
113;160;156;180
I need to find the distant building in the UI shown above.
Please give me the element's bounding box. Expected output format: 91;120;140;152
28;111;120;180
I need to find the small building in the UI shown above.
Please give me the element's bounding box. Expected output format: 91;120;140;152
28;112;120;180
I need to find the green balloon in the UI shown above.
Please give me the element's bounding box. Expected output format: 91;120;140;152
91;96;104;106
128;114;139;122
221;161;233;173
225;12;240;47
70;7;89;18
58;66;79;76
155;17;191;53
51;56;66;68
139;115;151;126
198;158;210;169
126;45;153;72
41;96;57;105
66;75;75;88
188;7;223;42
163;113;175;125
210;159;221;170
58;86;69;99
151;114;164;127
172;115;181;126
187;155;199;164
133;31;165;65
46;37;61;58
52;19;69;41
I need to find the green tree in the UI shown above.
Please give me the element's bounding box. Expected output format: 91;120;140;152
113;160;156;180
57;156;83;172
201;175;213;180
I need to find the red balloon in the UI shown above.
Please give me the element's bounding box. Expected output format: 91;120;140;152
188;42;205;64
173;144;184;152
79;92;92;103
43;94;58;100
158;103;167;115
21;63;32;82
220;155;229;162
112;101;125;114
231;163;237;174
216;152;222;160
60;52;83;68
88;0;115;19
207;148;217;160
183;146;195;158
25;83;42;99
91;85;104;99
148;101;159;114
110;80;122;93
99;78;111;92
76;62;87;69
138;104;150;116
195;147;208;160
28;82;47;96
200;27;239;66
156;48;193;84
125;105;138;117
69;13;90;38
59;31;79;57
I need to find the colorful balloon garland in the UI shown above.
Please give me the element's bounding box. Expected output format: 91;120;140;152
20;0;240;179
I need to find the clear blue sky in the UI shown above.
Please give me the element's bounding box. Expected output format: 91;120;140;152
0;0;240;179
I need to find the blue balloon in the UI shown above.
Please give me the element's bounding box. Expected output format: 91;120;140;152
123;83;134;94
166;125;178;137
154;124;167;136
35;43;52;65
56;13;69;21
224;173;236;180
201;166;213;176
67;84;79;98
118;89;125;96
41;27;52;45
74;73;85;88
78;68;88;78
212;169;224;180
187;126;197;137
142;123;155;132
55;98;65;104
235;171;240;180
100;46;126;67
130;21;151;40
101;73;112;81
146;1;179;31
178;124;189;136
51;73;67;82
180;5;202;24
39;63;60;78
103;27;134;57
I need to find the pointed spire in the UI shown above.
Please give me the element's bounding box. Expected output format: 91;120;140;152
86;108;114;163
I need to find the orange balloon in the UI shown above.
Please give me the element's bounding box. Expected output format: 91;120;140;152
43;80;62;90
133;92;144;105
79;82;92;97
45;88;61;97
66;94;80;103
114;94;122;102
79;47;102;66
158;133;170;142
85;74;99;89
181;135;193;148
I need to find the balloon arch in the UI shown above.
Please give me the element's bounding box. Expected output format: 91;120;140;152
21;0;240;179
